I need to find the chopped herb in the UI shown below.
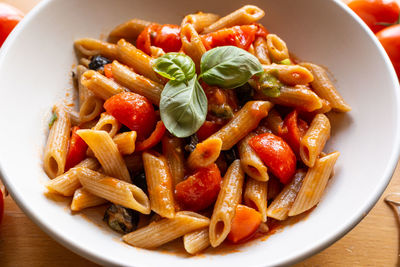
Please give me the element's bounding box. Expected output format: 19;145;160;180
103;204;139;234
259;72;282;98
280;58;292;65
48;112;58;128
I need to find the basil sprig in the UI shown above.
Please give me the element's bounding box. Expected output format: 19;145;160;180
199;46;263;89
153;53;195;82
154;46;263;138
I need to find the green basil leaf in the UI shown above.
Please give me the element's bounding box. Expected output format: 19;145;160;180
153;53;195;82
160;75;207;138
200;46;263;89
259;72;282;98
48;112;58;128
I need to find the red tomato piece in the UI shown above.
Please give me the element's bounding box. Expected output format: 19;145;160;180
0;3;24;47
249;133;296;184
201;24;266;50
136;121;166;151
227;204;262;243
348;0;400;33
104;92;156;140
136;24;181;55
175;164;221;211
65;126;88;171
196;121;221;141
103;63;113;79
376;24;400;78
278;110;309;156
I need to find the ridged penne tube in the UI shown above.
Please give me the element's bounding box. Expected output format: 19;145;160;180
109;19;152;40
300;114;331;167
209;101;273;150
162;135;185;187
187;137;222;169
124;153;143;173
74;38;118;59
46;158;100;196
150;46;165;57
81;70;125;101
244;178;268;222
300;62;351;112
289;152;340;216
76;167;150;214
312;99;332;114
113;131;137;155
255;85;322;112
266;34;289;62
254;37;271;65
68;110;80;126
202;5;264;34
267;169;306;220
263;64;314;86
70;187;107;211
92;112;121;138
209;160;244;247
117;39;162;83
77;130;130;182
265;109;283;135
181;24;206;72
76;65;103;123
142;152;175;218
111;61;162;105
79;57;90;68
43;104;71;179
183;228;210;254
181;12;220;33
267;176;283;201
123;211;210;248
239;133;268;182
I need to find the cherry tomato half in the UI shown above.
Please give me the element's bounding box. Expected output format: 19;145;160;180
376;24;400;78
136;24;181;55
0;3;24;47
348;0;400;33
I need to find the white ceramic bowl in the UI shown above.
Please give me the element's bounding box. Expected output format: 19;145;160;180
0;0;399;266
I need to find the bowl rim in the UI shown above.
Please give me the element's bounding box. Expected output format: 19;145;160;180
1;0;400;266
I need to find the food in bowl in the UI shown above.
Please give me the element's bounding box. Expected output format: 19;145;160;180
43;4;350;254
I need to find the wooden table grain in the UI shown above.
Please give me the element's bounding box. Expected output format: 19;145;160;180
1;0;399;266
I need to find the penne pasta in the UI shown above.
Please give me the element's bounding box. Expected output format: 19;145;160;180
244;177;268;222
113;131;137;155
254;37;271;65
76;65;104;123
180;24;206;72
111;60;162;105
81;70;126;101
71;187;107;211
77;129;130;182
181;12;220;33
46;158;100;196
43;104;71;179
263;64;314;86
68;109;80;126
202;5;264;34
109;19;152;40
74;38;118;59
300;62;351;112
266;34;289;63
208;101;273;150
264;109;283;135
187;137;222;169
142;151;175;218
92;112;121;138
183;228;210;254
76;167;150;214
117;39;163;83
266;169;306;220
289;152;340;216
209;160;244;247
300;114;331;167
239;133;269;182
123;211;210;248
255;85;323;112
162;135;185;187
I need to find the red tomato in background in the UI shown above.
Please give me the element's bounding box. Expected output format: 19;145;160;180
175;164;221;211
348;0;400;33
249;133;296;184
0;3;24;47
136;24;181;55
376;24;400;77
104;92;156;140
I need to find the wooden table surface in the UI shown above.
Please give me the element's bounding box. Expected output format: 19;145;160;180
1;0;400;266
